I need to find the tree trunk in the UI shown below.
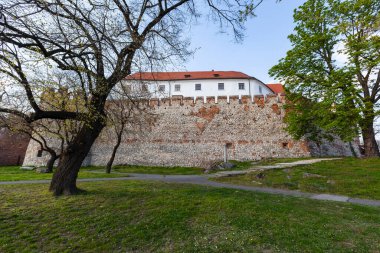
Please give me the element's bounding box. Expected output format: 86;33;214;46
46;153;58;173
105;132;122;174
50;120;105;196
348;141;358;158
362;124;380;157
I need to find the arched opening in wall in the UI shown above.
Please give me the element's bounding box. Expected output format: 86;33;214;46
37;150;43;157
282;142;289;149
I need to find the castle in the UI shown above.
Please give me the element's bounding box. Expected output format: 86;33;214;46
123;71;277;98
22;71;359;168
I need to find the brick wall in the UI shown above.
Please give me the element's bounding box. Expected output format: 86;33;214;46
0;128;30;166
23;95;358;168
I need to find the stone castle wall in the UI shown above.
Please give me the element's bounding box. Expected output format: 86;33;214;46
23;95;357;168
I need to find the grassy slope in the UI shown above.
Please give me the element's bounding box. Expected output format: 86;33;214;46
0;158;315;181
214;158;380;200
0;181;379;252
206;158;317;173
0;166;126;181
251;157;318;166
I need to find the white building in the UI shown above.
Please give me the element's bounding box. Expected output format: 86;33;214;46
123;71;283;99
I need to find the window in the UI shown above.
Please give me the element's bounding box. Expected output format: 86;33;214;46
195;83;201;91
158;85;165;92
142;84;148;92
259;86;262;94
238;83;245;90
174;84;181;92
37;150;43;157
218;83;224;90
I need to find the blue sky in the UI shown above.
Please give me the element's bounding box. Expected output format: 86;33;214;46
184;0;307;84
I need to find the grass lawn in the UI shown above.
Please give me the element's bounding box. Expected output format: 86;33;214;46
213;158;380;200
112;164;204;175
111;159;309;175
0;166;126;181
251;157;319;166
0;164;204;181
206;158;318;174
0;181;379;252
1;158;317;182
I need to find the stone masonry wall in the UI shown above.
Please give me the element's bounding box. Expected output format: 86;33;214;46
23;95;357;168
90;94;311;167
0;128;30;166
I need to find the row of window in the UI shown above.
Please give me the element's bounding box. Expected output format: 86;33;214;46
129;83;263;94
158;83;248;92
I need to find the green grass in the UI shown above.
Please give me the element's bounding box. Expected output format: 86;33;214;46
214;157;380;200
223;160;253;171
0;164;204;181
206;158;317;173
112;164;204;175
0;181;379;252
251;157;317;166
0;166;126;181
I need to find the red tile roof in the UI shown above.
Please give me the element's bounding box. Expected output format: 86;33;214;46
126;71;252;81
267;83;285;94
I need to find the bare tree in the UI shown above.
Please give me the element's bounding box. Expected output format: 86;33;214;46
0;85;84;173
105;84;157;173
0;0;263;195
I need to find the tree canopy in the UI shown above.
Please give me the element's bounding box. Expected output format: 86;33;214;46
270;0;380;157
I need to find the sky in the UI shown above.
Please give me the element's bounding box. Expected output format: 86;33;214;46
184;0;307;84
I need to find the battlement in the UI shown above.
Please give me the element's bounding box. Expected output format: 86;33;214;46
23;90;357;169
148;94;286;107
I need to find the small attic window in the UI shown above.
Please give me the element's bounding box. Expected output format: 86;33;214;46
184;74;191;78
213;74;220;77
37;150;43;157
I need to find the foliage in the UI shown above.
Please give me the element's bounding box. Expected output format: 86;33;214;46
269;0;380;155
0;77;87;172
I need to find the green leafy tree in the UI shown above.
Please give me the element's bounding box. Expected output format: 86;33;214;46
270;0;380;157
